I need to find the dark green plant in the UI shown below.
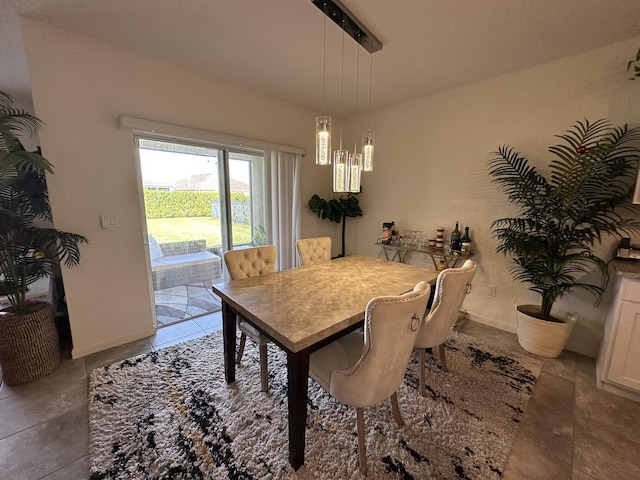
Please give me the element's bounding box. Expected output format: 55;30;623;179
0;91;88;314
309;192;363;257
489;119;640;321
628;47;640;80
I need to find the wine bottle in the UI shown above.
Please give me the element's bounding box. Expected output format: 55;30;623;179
450;222;461;252
461;226;472;255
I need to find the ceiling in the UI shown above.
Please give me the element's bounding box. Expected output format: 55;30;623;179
2;0;640;116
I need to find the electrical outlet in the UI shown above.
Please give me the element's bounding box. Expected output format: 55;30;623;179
488;285;497;297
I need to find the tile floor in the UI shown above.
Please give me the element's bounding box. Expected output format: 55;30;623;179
1;318;640;479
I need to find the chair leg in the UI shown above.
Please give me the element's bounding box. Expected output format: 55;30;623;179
235;332;247;364
419;348;426;397
356;407;367;475
259;344;269;392
390;392;404;427
439;343;449;372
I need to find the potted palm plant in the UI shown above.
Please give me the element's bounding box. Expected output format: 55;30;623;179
0;91;88;385
488;119;640;357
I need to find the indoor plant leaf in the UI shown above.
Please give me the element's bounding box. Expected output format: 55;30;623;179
489;119;640;323
308;192;363;257
0;91;88;314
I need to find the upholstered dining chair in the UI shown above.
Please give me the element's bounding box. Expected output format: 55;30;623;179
415;259;476;396
223;245;277;392
296;236;331;266
309;281;431;475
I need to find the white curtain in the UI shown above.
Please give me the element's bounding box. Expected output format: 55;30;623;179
265;150;302;270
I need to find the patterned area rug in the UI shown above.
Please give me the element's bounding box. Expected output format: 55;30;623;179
88;331;541;479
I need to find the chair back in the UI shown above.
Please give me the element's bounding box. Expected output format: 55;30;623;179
296;237;331;266
223;246;277;280
415;259;476;349
330;281;431;407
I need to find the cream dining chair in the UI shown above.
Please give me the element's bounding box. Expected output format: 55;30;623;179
309;281;430;475
296;236;331;266
415;259;476;396
223;245;277;392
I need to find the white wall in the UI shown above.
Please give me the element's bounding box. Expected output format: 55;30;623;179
20;18;337;357
344;36;640;357
20;16;640;358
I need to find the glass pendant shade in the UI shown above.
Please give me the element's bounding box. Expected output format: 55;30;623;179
362;132;374;171
349;151;362;193
333;149;349;192
316;116;332;165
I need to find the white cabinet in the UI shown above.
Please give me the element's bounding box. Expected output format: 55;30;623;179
597;274;640;402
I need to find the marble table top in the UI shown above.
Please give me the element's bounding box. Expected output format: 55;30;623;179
213;255;439;352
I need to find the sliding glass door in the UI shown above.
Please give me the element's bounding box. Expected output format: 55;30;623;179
136;137;266;327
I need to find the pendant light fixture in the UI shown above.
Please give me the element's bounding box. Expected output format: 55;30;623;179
349;142;362;192
315;2;331;165
348;41;362;193
333;18;349;193
311;0;382;191
362;53;374;172
316;116;331;165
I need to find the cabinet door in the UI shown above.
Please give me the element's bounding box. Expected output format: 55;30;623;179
608;300;640;390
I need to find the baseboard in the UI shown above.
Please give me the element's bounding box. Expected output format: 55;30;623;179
467;310;599;358
598;379;640;403
466;311;517;334
71;326;157;359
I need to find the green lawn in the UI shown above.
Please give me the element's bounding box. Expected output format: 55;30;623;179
146;217;252;247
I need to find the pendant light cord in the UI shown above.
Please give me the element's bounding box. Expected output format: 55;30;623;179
354;36;361;154
355;34;360;117
367;53;373;131
322;2;327;114
338;16;345;150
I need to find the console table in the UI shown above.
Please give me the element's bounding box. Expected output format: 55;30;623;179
376;239;471;269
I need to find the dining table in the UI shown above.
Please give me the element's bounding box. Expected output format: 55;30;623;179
212;254;439;470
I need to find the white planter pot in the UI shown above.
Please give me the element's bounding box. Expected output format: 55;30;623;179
516;304;576;358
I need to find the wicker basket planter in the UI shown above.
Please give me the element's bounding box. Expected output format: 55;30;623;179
0;302;60;385
516;304;576;358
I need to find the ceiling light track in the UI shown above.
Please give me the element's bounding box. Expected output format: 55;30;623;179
311;0;382;54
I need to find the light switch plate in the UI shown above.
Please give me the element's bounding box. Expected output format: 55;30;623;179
101;213;117;229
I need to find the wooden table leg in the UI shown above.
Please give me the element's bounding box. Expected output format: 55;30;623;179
222;302;237;384
287;348;310;470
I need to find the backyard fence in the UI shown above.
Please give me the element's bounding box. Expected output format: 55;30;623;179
211;201;252;226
